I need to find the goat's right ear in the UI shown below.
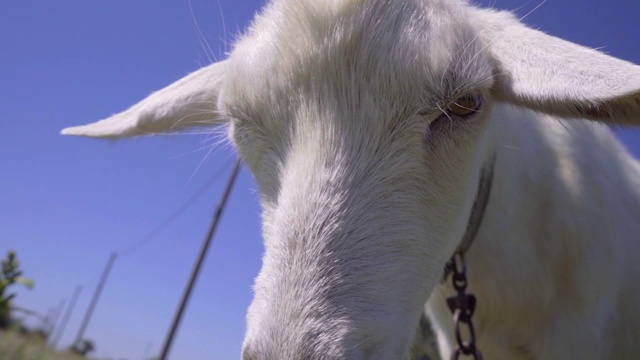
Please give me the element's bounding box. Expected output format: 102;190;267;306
62;60;228;138
476;10;640;125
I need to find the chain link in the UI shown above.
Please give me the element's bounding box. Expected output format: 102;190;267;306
446;252;482;360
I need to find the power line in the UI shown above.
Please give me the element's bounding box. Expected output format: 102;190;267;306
119;158;236;257
159;159;241;360
43;158;237;357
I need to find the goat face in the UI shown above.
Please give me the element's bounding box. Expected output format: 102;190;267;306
230;1;495;358
62;0;640;358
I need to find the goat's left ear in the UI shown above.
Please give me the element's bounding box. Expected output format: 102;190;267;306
476;9;640;125
62;60;228;138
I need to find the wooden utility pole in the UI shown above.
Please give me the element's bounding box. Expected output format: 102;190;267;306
73;252;117;346
46;297;67;344
51;286;83;348
158;160;241;360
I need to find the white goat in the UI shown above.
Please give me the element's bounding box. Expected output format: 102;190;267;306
62;0;640;359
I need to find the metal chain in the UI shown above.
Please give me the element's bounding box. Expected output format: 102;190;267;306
446;252;482;360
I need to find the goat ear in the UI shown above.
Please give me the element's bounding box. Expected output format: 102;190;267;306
477;10;640;125
62;60;228;138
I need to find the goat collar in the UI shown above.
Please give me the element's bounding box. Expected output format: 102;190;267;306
444;156;496;279
459;156;496;255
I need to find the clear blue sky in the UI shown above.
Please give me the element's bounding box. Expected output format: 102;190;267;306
2;1;639;359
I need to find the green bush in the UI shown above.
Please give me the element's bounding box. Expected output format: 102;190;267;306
0;251;34;329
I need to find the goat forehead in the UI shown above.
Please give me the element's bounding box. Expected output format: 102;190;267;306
222;0;487;120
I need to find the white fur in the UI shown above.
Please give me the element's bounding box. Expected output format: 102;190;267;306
62;0;640;359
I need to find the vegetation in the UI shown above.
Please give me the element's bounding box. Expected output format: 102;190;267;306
70;339;95;357
0;251;99;359
0;329;86;360
1;251;34;329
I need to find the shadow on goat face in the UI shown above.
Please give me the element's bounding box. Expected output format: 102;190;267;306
227;0;494;358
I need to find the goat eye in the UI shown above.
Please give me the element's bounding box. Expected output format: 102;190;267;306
447;94;482;117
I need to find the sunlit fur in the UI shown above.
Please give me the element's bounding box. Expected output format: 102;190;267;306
62;0;640;359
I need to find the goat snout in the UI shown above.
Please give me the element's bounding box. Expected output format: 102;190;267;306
241;317;415;360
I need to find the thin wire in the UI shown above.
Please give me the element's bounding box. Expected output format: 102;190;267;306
119;157;237;257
